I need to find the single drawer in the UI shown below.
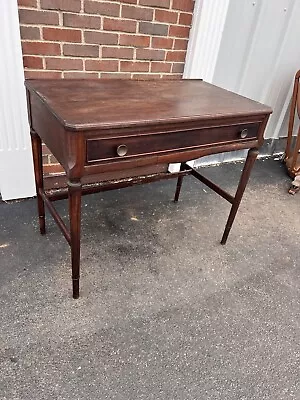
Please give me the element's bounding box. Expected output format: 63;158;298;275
86;123;259;164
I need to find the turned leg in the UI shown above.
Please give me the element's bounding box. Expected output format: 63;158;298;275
221;148;259;245
68;179;82;299
174;163;184;202
31;130;46;234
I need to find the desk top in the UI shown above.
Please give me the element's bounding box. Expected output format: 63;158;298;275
26;79;272;131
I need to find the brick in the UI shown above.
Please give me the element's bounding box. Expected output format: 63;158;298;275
42;145;51;155
84;1;120;17
166;50;186;62
19;9;59;25
85;60;119;71
102;47;134;59
45;57;83;70
42;155;49;164
132;73;161;80
23;56;43;69
85;31;118;45
48;155;59;164
161;73;181;80
155;9;178;24
139;22;168;36
119;34;150;48
173;38;188;50
179;12;193;26
172;63;185;73
64;72;99;78
172;0;194;12
41;0;81;12
63;44;99;57
18;0;37;7
169;25;190;38
20;26;40;40
22;41;60;56
63;13;101;29
120;61;149;72
122;5;153;21
43;27;81;42
151;36;173;49
24;70;62;79
140;0;170;9
103;17;136;33
136;48;165;61
150;61;172;73
43;164;65;174
101;72;131;79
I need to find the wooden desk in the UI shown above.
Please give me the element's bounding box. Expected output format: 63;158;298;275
25;79;272;299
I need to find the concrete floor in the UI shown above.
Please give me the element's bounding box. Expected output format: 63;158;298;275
0;158;299;400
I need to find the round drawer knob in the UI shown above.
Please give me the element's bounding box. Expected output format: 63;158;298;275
116;144;128;157
240;129;248;139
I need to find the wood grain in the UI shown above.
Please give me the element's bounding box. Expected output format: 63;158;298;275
25;79;272;131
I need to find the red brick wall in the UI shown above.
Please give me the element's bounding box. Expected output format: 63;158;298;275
18;0;195;176
18;0;194;80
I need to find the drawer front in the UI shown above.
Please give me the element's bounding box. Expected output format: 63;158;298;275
86;123;259;164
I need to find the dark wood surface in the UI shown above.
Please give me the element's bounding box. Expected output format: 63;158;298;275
86;122;260;164
25;79;272;131
26;79;272;299
26;79;271;179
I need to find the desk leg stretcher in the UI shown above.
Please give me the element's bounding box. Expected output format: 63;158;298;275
31;128;258;299
175;147;258;245
26;79;271;300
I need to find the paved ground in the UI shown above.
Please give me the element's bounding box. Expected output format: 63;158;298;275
0;158;299;400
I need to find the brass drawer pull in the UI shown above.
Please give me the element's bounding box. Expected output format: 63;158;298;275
240;129;248;139
116;144;128;157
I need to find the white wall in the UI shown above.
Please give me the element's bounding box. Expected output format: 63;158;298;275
185;0;300;164
0;0;35;200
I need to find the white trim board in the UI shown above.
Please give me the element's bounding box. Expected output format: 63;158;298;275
184;0;230;81
184;0;300;166
0;0;35;200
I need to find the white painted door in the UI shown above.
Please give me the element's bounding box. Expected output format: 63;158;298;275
185;0;300;164
0;0;35;200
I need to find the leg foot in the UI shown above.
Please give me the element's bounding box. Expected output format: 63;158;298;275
221;227;230;245
288;175;300;195
221;148;258;245
39;216;46;235
72;279;79;299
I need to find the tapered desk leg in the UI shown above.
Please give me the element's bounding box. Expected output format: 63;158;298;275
68;179;82;299
174;163;184;202
31;130;46;235
221;148;258;245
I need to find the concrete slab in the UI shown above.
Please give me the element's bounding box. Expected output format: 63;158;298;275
0;158;299;400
